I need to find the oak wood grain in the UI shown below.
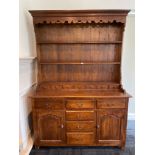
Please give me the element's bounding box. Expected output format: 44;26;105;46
30;10;130;149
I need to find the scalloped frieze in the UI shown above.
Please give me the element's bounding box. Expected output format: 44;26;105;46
33;16;126;25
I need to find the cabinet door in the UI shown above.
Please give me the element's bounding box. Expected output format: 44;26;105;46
36;110;65;145
97;109;125;145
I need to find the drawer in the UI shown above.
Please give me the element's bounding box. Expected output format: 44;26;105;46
66;100;95;109
97;99;126;109
67;132;95;145
34;99;65;110
66;121;95;132
66;111;95;121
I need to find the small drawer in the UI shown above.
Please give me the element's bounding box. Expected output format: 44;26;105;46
34;99;65;110
66;111;95;121
66;100;95;109
67;132;95;145
66;121;95;132
97;99;126;109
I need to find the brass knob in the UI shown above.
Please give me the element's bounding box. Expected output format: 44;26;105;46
97;125;100;128
61;124;64;128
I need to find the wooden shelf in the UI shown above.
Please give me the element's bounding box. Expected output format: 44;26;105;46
37;41;122;44
39;62;121;65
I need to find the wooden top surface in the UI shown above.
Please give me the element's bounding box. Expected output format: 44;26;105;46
29;10;130;16
30;82;131;98
31;90;131;98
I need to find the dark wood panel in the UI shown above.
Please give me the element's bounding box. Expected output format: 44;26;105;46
97;109;125;143
39;44;121;63
39;64;120;82
97;98;126;109
66;111;95;121
67;132;95;145
34;98;65;109
66;100;95;109
36;23;123;43
66;121;95;132
36;110;65;144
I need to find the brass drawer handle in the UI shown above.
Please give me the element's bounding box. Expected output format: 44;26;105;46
77;125;82;129
78;103;83;108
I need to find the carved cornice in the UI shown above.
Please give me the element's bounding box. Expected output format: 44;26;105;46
29;10;129;25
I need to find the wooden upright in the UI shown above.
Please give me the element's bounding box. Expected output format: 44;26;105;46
29;10;131;149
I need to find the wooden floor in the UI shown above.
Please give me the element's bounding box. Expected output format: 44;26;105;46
30;121;135;155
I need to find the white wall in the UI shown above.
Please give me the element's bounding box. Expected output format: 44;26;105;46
19;0;36;57
19;1;37;154
19;0;135;154
122;14;135;115
29;0;134;10
19;58;37;155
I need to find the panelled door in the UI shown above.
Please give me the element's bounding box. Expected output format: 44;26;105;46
97;109;125;146
36;110;65;145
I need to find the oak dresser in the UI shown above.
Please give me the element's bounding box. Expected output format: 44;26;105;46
29;10;131;149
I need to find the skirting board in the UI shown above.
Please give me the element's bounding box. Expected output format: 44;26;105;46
19;134;33;155
128;113;135;120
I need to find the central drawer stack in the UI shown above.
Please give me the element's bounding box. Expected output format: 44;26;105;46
66;100;96;145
